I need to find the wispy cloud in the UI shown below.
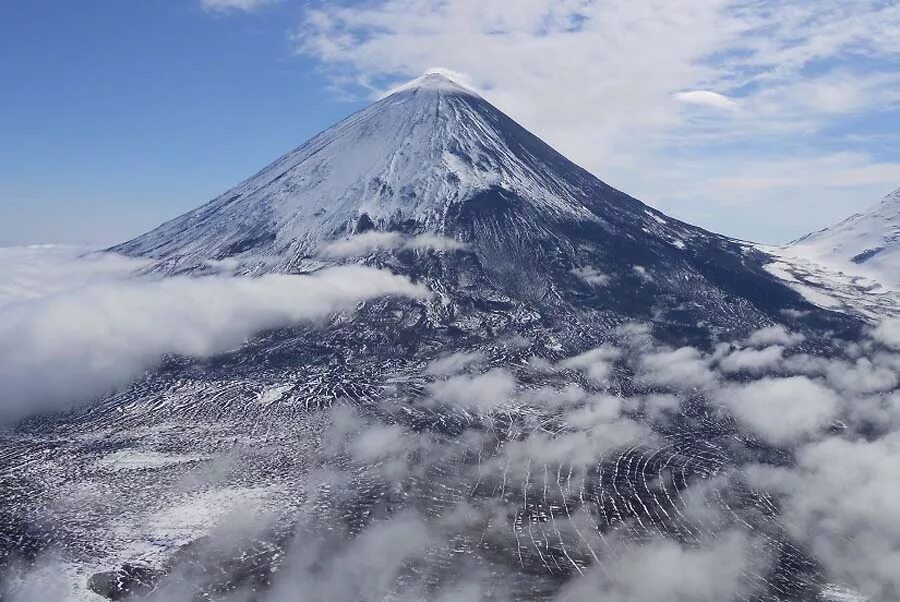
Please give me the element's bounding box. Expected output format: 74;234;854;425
321;231;468;258
674;90;739;111
201;0;276;13
296;0;900;242
11;316;900;600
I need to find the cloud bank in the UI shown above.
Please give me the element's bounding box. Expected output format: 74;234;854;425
0;263;425;423
9;303;900;602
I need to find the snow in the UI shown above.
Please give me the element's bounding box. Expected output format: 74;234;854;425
789;187;900;287
761;245;900;319
112;70;659;272
383;68;482;98
257;384;292;405
763;261;800;283
97;450;206;471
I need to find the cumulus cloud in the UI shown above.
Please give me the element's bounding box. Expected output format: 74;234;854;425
872;317;900;349
12;309;900;600
746;325;805;348
519;383;588;409
638;346;717;391
718;345;785;374
564;394;623;429
640;393;681;421
0;266;426;423
747;432;900;600
825;357;899;395
321;232;468;258
631;265;653;283
427;368;516;411
502;417;651;470
557;532;752;602
268;513;434;602
570;266;611;286
714;376;839;446
558;344;621;384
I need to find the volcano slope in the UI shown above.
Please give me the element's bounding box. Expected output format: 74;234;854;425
1;73;891;601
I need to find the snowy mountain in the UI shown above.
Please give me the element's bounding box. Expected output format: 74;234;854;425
4;71;882;602
790;187;900;285
115;71;604;268
113;70;850;340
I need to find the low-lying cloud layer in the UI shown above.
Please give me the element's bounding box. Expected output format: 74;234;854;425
0;248;426;423
0;245;149;308
6;246;900;601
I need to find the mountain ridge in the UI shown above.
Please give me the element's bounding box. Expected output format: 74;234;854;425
790;187;900;282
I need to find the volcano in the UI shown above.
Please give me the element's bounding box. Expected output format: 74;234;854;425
2;71;874;601
113;70;850;342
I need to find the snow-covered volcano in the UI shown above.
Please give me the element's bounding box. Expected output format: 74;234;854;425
113;70;852;339
5;72;882;602
114;71;673;267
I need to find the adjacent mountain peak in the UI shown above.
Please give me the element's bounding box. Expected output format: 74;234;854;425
385;68;481;98
789;186;900;283
878;186;900;208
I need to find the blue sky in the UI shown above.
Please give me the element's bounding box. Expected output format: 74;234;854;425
2;0;900;246
0;1;367;245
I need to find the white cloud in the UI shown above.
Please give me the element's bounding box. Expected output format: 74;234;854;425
201;0;276;13
424;350;486;376
632;265;653;283
558;344;622;384
641;393;681;421
427;368;516;411
746;325;805;348
873;318;900;350
557;532;752;602
297;0;900;243
571;266;611;286
674;90;738;111
638;346;717;391
0;246;148;308
824;357;899;395
718;345;785;374
748;433;900;600
321;231;405;258
268;512;434;602
713;376;839;446
564;394;624;429
502;417;652;470
0;265;426;423
322;231;467;258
